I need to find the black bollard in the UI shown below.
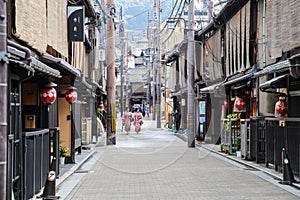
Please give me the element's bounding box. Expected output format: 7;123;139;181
280;148;296;185
41;157;60;199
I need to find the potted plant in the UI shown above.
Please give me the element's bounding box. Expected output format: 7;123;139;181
234;135;241;157
59;145;69;165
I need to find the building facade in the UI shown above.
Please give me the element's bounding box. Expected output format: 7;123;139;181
196;0;300;179
5;0;106;199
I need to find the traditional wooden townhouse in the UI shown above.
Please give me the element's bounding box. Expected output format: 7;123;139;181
67;0;106;155
5;0;105;199
197;0;300;180
251;0;300;179
197;0;255;145
162;16;189;131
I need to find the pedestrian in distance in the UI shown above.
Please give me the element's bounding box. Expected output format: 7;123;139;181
122;107;133;134
133;108;143;134
174;109;181;133
146;103;150;117
142;103;146;117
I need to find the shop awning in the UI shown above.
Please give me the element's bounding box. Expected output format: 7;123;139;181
41;54;81;77
80;78;93;90
9;59;35;72
89;80;107;96
8;46;26;59
163;42;187;64
259;74;288;90
74;78;95;98
223;71;254;86
30;57;61;78
200;82;224;93
254;60;291;77
171;87;188;97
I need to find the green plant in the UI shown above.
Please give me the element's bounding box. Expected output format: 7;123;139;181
60;146;69;157
219;142;224;152
59;140;69;157
223;143;230;154
225;113;240;131
234;135;241;151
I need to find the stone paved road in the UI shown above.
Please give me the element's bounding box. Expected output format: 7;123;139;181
62;120;300;200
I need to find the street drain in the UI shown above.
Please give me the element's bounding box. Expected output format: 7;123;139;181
243;168;258;171
75;170;89;174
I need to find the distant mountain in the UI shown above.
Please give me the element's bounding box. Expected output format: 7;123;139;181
115;0;181;30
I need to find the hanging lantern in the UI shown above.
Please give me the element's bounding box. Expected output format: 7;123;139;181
98;103;104;109
65;86;77;103
98;102;104;112
234;97;246;110
40;82;57;105
224;99;228;109
275;100;287;116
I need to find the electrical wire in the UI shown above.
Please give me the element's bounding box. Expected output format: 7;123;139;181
161;0;186;45
121;0;170;30
67;0;81;5
159;0;180;33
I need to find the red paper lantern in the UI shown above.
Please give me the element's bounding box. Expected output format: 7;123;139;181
97;103;104;112
98;103;104;109
275;100;287;116
234;97;246;110
40;87;57;104
65;88;77;103
224;99;228;109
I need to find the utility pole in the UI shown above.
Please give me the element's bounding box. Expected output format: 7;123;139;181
106;0;116;145
187;0;195;147
125;38;129;108
147;11;151;109
152;1;157;121
156;0;161;128
0;0;8;198
120;6;124;117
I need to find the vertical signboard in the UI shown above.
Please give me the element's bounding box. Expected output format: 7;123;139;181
199;101;206;136
67;6;85;42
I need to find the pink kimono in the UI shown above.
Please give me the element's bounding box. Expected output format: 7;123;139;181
122;111;132;133
133;112;143;133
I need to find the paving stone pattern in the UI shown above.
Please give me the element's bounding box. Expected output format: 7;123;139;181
64;120;299;200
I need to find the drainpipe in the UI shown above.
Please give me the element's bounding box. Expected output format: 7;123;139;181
7;40;31;64
0;1;7;199
262;0;266;68
257;0;266;116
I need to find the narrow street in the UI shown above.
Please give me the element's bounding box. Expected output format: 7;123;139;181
57;118;300;200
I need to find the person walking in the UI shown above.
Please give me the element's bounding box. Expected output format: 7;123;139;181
146;103;150;117
122;107;132;134
174;109;181;133
133;108;143;134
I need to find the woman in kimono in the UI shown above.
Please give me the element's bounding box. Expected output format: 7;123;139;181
133;108;143;134
122;107;132;134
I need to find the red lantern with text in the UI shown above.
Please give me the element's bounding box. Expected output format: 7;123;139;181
275;100;287;116
65;87;77;103
234;97;246;110
40;87;57;104
224;99;228;109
